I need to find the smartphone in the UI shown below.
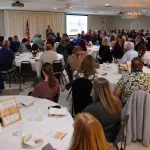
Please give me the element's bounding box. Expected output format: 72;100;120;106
42;143;56;150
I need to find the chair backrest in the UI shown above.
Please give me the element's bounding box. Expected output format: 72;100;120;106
0;61;7;71
72;78;93;114
52;60;62;74
21;61;33;74
124;91;150;146
113;115;129;146
53;88;60;103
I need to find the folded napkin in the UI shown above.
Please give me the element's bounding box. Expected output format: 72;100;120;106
48;107;68;116
22;133;44;147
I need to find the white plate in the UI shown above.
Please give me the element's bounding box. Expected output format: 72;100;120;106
22;141;44;149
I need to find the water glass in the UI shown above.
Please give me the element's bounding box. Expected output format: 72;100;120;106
106;61;109;68
13;122;24;136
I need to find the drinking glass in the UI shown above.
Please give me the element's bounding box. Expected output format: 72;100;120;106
12;122;24;136
106;61;109;68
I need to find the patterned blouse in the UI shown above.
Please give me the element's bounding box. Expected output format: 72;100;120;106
116;71;150;103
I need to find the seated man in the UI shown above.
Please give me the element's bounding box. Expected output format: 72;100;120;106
114;57;150;103
0;40;15;70
18;38;28;53
33;34;44;51
119;42;138;64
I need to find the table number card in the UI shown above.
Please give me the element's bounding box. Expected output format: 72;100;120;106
0;97;21;127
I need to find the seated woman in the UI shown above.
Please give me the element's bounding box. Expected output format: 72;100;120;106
69;113;111;150
78;39;88;60
68;46;83;71
74;55;97;81
112;37;124;59
84;78;122;143
99;38;112;63
32;62;59;100
10;35;20;53
138;43;148;65
109;35;115;48
39;44;58;69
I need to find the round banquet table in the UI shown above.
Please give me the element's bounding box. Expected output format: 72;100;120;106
88;45;100;58
0;96;74;150
14;53;64;77
96;63;150;92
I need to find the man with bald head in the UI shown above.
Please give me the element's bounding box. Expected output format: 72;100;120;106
119;42;138;64
114;57;150;103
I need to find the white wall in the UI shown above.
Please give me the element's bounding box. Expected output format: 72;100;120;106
88;15;150;31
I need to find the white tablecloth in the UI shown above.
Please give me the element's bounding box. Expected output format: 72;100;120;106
96;63;150;91
0;96;74;150
88;45;100;58
14;53;64;77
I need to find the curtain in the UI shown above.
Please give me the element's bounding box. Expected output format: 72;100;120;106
4;10;65;40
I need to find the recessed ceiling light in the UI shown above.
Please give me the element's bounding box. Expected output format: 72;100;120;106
105;4;109;6
54;8;57;9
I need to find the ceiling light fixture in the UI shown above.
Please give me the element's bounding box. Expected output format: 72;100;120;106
127;5;140;19
143;10;146;12
127;11;140;19
105;4;109;6
54;8;57;9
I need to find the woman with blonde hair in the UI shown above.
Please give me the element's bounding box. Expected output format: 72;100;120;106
69;113;111;150
74;55;97;81
10;35;20;53
84;77;122;143
68;46;83;71
13;35;19;42
98;38;112;63
112;37;124;59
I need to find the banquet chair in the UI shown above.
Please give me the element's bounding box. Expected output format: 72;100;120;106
121;91;150;147
0;61;16;87
52;60;67;85
71;78;93;116
53;88;60;103
113;115;129;150
19;61;38;90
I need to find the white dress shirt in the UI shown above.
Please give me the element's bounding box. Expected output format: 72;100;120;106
119;49;138;64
